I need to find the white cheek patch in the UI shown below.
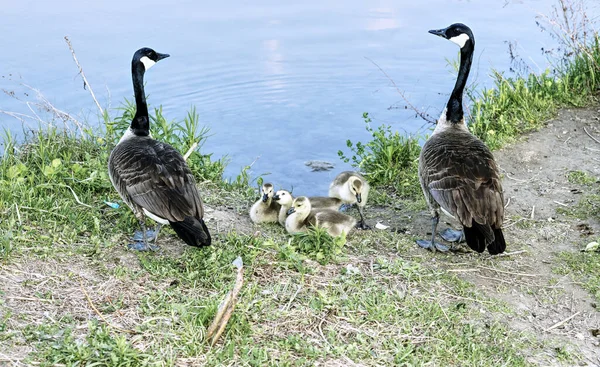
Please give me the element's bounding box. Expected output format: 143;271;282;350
140;56;156;70
449;33;470;48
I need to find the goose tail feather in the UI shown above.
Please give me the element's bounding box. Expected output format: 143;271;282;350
169;217;211;247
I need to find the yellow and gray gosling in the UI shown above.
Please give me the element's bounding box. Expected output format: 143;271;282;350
328;171;370;229
417;23;505;254
273;189;343;226
250;183;281;223
285;196;356;237
108;48;210;251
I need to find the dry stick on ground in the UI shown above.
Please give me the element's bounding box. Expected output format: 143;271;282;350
78;276;136;334
365;57;437;125
206;257;245;346
583;126;600;144
64;36;103;115
543;311;582;332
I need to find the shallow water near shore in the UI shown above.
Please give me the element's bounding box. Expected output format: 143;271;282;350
0;0;587;195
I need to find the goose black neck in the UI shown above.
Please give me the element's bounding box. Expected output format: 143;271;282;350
131;61;150;136
445;41;474;124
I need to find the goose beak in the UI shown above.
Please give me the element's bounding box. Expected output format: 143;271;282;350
287;207;296;215
262;193;269;202
156;52;170;61
428;28;448;39
273;194;280;201
356;193;362;204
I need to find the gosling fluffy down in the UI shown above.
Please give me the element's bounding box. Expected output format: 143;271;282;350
273;189;342;226
285;196;356;237
328;171;370;229
250;183;281;223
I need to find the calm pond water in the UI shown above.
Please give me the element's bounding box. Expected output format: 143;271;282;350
0;0;583;195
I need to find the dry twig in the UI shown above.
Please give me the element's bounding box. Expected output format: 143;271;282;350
543;311;581;332
78;276;135;334
583;126;600;144
206;257;245;346
64;36;103;115
365;57;436;124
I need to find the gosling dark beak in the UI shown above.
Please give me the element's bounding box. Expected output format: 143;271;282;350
262;193;269;203
156;52;170;61
273;194;280;201
287;207;296;215
356;193;362;204
428;28;448;39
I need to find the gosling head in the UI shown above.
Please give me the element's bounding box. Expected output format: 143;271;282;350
287;196;311;216
133;47;170;71
261;183;275;203
428;23;474;49
273;190;293;206
349;177;363;204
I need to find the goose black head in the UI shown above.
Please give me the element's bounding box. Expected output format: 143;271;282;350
428;23;474;49
133;47;170;71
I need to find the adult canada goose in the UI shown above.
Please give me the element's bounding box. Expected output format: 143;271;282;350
273;189;343;226
417;23;505;254
328;171;370;229
108;47;211;250
285;196;356;237
249;183;281;223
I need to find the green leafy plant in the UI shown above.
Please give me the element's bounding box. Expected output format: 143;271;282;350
289;227;347;264
338;113;422;198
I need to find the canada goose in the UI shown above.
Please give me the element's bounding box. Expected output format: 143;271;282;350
285;196;356;237
417;23;505;254
328;171;370;229
273;189;342;226
108;47;211;250
249;183;281;223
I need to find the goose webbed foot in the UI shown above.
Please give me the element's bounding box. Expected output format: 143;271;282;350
440;228;465;243
339;204;353;212
127;227;161;251
416;239;450;252
355;220;371;230
132;229;159;242
127;241;160;251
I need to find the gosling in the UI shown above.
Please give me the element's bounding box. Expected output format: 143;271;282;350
285;196;356;237
274;189;343;226
328;171;370;229
250;183;281;223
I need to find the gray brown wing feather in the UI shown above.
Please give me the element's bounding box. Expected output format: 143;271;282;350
108;137;203;222
419;131;504;228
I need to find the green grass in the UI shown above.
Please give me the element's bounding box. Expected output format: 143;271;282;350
14;231;550;366
566;170;598;186
556;251;600;302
